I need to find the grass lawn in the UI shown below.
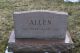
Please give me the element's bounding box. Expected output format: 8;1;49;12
0;0;80;53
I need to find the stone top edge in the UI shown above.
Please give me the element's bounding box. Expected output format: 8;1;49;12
13;10;68;15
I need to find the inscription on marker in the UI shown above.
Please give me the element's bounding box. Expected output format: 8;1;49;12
13;11;68;39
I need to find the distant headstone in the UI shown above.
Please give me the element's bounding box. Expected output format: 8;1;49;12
13;10;68;39
64;0;80;2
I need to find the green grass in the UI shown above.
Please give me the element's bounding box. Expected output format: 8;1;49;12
0;0;80;53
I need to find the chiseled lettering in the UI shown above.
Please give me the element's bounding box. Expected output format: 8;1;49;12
29;19;51;25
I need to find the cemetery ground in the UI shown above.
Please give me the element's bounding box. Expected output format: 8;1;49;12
0;0;80;53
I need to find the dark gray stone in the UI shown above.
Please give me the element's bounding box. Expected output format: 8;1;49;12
13;10;68;39
8;30;74;53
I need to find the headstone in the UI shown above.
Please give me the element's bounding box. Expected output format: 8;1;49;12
8;10;74;53
13;10;68;40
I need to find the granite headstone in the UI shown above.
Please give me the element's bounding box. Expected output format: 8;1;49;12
13;10;68;39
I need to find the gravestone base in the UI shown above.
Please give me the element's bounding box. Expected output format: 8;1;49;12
8;31;74;53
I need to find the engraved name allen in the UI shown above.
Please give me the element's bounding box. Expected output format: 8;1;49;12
29;19;52;25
